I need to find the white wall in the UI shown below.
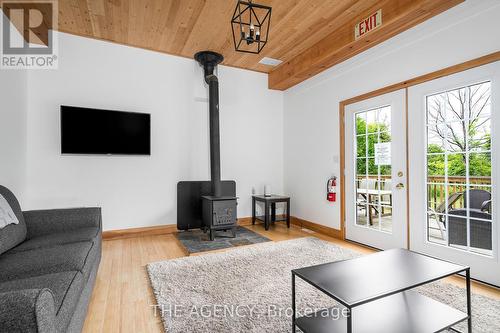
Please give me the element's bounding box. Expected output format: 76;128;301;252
0;14;27;202
25;32;283;231
11;0;497;231
283;0;500;229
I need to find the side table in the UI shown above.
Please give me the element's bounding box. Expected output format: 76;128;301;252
252;195;290;230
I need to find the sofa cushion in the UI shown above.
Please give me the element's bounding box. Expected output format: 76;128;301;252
0;241;94;281
8;227;100;254
0;271;85;332
0;185;27;255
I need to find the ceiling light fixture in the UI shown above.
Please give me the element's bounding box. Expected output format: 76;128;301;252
231;0;272;54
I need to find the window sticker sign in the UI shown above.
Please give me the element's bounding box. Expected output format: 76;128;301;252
375;142;391;165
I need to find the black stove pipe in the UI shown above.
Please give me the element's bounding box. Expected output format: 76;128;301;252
194;51;224;198
207;74;221;198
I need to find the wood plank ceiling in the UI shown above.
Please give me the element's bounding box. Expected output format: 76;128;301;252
46;1;462;89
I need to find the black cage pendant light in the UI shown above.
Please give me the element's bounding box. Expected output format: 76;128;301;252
231;0;272;54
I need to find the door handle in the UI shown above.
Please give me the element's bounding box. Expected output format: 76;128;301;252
396;183;405;189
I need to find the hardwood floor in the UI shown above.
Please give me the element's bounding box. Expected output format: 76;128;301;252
83;223;500;333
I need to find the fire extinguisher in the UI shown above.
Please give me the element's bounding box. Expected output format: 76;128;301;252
327;177;337;202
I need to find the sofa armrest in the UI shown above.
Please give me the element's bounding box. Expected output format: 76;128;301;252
0;289;57;333
23;207;102;239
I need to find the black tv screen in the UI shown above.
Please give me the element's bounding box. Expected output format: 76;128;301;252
61;106;151;155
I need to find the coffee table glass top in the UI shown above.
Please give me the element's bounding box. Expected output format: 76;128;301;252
292;248;467;307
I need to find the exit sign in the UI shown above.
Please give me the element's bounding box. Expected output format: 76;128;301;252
355;9;382;40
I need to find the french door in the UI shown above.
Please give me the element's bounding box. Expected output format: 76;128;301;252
344;90;408;250
408;62;500;285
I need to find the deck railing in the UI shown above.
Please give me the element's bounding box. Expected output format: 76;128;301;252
427;176;491;210
356;176;491;210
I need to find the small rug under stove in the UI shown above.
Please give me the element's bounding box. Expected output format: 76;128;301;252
175;226;270;254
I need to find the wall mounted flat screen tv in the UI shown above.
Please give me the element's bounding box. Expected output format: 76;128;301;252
61;106;151;155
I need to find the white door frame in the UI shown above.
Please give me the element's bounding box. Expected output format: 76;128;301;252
408;61;500;286
344;89;408;250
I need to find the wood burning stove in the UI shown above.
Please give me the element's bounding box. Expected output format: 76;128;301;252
202;196;237;240
194;51;238;240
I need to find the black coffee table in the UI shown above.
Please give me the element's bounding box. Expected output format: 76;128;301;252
292;248;471;333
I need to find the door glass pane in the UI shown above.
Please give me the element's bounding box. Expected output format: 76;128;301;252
380;206;393;233
356;113;367;135
427;212;447;246
425;81;492;256
469;118;491;152
427;154;445;183
356;136;365;157
427;124;447;152
368;205;380;230
469;153;491;177
356;158;366;175
445;122;466;152
354;106;392;232
366;110;378;133
427;183;446;213
367;135;378;157
447;153;466;177
356;204;368;226
378;107;391;133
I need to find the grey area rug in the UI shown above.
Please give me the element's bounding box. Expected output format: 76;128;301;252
147;237;500;332
175;226;270;254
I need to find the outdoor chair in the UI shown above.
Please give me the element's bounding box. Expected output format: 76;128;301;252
448;209;492;250
448;189;492;250
463;189;491;213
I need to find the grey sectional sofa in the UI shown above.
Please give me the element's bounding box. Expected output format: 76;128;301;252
0;185;102;333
